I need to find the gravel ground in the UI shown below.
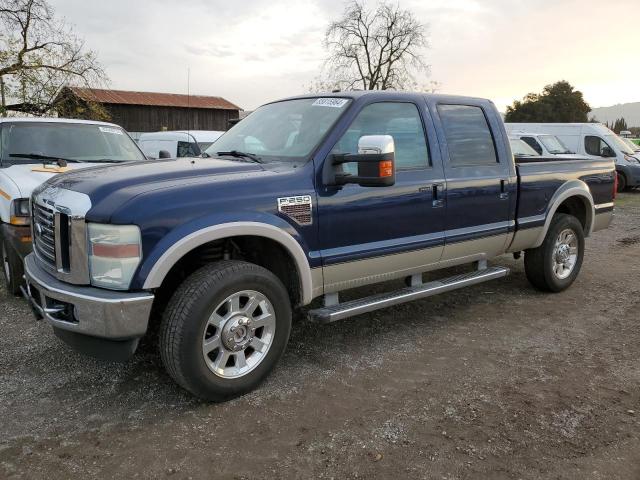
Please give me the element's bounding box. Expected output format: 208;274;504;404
1;193;639;480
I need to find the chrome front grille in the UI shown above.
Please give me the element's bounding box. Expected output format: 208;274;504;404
31;186;92;285
33;203;57;267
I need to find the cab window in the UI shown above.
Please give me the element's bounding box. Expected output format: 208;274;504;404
437;104;498;167
521;136;543;155
177;141;200;157
332;102;430;171
585;136;611;157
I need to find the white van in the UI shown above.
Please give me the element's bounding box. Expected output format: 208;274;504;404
505;123;640;191
138;130;224;159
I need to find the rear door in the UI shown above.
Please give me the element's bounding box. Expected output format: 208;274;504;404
429;100;515;263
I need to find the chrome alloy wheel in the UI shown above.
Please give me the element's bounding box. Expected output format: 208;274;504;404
2;242;10;283
202;290;276;379
552;228;579;280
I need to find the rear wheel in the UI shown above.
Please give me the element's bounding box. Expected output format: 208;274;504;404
160;260;292;401
524;213;584;292
617;172;627;193
1;239;23;296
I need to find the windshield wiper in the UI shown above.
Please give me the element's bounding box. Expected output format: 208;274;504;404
215;150;264;164
10;153;86;165
84;159;128;163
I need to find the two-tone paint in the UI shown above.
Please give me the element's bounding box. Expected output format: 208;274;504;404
27;91;615;351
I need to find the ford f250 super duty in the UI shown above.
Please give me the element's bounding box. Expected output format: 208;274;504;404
23;92;615;401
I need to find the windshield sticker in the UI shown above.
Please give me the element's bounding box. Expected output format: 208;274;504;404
99;126;124;135
312;98;349;108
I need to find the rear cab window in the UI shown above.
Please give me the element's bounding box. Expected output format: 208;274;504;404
436;104;498;167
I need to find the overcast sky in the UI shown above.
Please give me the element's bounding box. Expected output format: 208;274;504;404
52;0;639;112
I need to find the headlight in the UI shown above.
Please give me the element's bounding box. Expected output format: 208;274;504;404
88;223;142;290
10;198;30;225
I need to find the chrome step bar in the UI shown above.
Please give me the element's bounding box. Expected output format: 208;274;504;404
308;266;510;324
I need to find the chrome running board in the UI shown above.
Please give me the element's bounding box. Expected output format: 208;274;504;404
308;266;509;324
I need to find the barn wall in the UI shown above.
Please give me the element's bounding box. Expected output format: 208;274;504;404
105;104;239;132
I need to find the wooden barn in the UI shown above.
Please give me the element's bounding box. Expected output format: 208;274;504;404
55;87;241;133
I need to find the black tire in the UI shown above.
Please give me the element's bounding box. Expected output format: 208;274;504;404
1;238;23;296
159;260;292;401
524;213;585;293
617;172;627;193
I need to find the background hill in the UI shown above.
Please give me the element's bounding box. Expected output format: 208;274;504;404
590;102;640;127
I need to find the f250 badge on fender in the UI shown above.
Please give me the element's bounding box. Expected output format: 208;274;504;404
277;195;313;226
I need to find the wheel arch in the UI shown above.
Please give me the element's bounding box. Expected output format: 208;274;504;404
142;222;316;305
532;180;594;248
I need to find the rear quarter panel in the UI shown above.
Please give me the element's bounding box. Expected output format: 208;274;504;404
516;159;614;221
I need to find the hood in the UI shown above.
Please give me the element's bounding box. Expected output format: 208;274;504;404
1;163;100;198
45;157;268;218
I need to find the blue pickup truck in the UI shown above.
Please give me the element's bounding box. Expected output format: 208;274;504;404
23;91;615;400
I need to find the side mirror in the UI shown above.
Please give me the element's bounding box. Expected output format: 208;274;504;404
158;150;172;159
331;135;396;187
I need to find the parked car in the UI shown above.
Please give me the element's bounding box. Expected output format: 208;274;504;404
138;130;224;159
620;136;640;155
505;122;640;192
23;92;615;401
505;130;582;158
509;137;542;158
0;118;148;295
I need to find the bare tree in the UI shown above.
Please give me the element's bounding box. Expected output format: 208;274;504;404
0;0;107;116
320;1;429;91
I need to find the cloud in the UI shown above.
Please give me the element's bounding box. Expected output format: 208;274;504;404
50;0;640;111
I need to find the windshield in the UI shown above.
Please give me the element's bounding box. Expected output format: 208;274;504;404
510;138;540;156
204;97;352;162
621;137;640;152
606;134;635;155
539;135;572;154
0;122;146;167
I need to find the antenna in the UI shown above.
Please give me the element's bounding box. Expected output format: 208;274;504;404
187;67;191;140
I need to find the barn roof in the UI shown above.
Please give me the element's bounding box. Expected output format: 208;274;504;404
68;87;241;111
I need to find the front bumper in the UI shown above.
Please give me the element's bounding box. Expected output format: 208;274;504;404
23;253;154;340
1;223;32;258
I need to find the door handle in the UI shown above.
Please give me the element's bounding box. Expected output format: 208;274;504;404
432;183;445;208
499;179;509;200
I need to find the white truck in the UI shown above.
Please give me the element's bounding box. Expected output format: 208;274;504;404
0;118;148;295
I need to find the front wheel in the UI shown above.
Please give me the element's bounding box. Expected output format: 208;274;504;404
617;172;627;193
1;238;24;296
159;260;292;401
524;213;585;292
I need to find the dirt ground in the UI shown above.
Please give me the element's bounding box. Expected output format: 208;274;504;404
1;193;639;480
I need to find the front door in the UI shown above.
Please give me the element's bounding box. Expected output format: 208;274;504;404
316;99;446;292
431;102;514;264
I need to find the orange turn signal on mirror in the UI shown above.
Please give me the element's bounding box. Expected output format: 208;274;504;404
92;243;140;258
379;160;394;178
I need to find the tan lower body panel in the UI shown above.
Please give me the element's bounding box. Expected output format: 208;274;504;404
593;209;613;232
322;234;509;294
322;245;443;293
